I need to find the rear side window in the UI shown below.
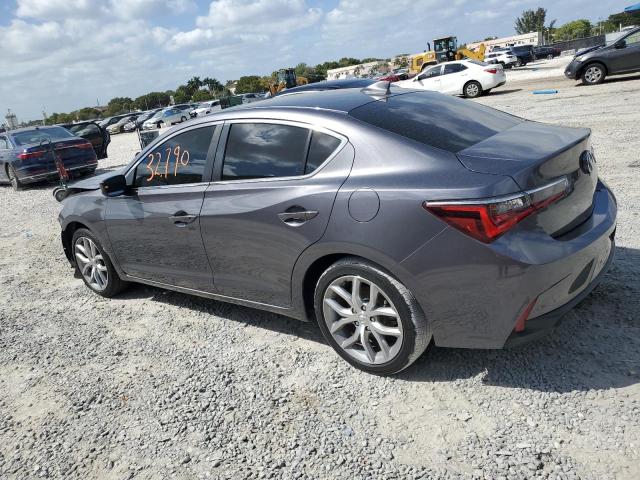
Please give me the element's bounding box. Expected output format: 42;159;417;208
305;132;342;174
349;92;522;153
443;64;467;74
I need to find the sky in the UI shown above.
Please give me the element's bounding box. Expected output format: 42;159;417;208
0;0;633;121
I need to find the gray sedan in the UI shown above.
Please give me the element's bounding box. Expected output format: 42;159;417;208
57;86;617;375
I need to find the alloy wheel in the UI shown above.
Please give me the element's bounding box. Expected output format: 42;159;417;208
465;83;480;97
584;66;602;84
74;236;109;291
322;275;403;365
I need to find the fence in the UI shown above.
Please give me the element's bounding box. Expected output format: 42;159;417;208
549;35;605;53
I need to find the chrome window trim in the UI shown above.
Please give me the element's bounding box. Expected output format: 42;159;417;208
213;118;348;185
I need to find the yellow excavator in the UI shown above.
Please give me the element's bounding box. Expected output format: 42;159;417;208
267;68;308;97
409;36;486;75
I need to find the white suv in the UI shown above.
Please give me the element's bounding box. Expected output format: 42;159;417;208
484;51;518;69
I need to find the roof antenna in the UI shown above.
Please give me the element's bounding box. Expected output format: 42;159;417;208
361;80;392;97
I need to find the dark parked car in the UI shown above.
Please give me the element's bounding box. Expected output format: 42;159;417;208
0;126;97;190
57;87;616;375
98;114;131;129
565;27;640;85
508;45;536;66
533;45;561;59
60;121;110;159
275;78;376;96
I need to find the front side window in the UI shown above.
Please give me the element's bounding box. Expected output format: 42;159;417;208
625;32;640;45
134;126;215;187
423;66;441;78
222;123;309;180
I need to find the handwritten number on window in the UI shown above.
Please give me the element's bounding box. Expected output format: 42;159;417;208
144;144;191;183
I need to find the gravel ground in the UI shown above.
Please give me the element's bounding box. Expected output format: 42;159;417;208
1;72;639;480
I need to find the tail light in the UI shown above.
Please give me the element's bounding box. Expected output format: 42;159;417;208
17;150;46;160
484;68;498;74
76;142;94;150
423;177;569;243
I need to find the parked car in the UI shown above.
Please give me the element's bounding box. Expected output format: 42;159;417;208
173;103;198;112
484;50;518;68
98;114;130;129
240;93;263;104
141;108;189;130
106;115;138;135
57;87;616;375
505;45;535;66
190;100;222;118
0;126;97;190
60;121;110;159
565;27;640;85
127;109;162;131
395;60;506;98
533;45;561;59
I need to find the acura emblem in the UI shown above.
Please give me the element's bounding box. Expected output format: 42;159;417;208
580;150;595;175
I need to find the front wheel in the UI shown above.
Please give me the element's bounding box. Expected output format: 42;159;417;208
181;116;187;122
7;164;23;190
72;228;128;297
463;80;483;98
547;54;553;60
515;58;523;67
581;63;605;85
314;258;431;375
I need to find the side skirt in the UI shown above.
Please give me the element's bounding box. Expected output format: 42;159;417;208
123;274;305;321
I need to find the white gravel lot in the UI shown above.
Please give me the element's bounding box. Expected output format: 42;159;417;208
1;70;639;480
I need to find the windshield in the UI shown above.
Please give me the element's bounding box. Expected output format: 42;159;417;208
12;127;75;146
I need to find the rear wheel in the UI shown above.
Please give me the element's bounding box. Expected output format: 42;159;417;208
314;258;431;375
463;80;483;98
7;164;23;190
72;228;127;297
515;58;523;67
181;116;187;122
581;63;605;85
547;54;553;60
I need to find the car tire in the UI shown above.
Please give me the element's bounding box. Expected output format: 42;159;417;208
515;58;523;67
463;80;483;98
581;63;606;85
7;164;23;190
71;228;128;297
181;116;187;122
314;257;431;375
547;54;553;60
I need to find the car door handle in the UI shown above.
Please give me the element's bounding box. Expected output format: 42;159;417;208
278;207;318;226
170;211;198;226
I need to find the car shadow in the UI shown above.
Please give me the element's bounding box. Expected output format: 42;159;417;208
576;73;640;86
116;245;639;392
488;88;522;96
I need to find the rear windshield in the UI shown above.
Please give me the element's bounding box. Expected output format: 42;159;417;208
349;92;521;153
12;127;75;146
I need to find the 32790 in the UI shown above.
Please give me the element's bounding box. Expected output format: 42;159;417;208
145;145;190;182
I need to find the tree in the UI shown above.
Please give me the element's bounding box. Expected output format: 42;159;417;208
134;92;170;110
605;10;640;31
186;76;203;93
515;7;547;34
554;19;592;41
173;85;192;104
192;89;214;102
235;75;265;94
202;77;223;94
106;97;133;116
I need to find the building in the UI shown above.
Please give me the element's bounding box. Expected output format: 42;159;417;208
4;109;18;130
467;32;543;51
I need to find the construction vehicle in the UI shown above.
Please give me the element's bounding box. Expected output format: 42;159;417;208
409;36;486;75
267;68;308;97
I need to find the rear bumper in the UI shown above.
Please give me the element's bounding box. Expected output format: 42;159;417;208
503;234;615;348
401;183;617;349
17;163;98;184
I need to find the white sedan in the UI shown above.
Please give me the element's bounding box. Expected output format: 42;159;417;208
142;108;189;130
395;60;506;98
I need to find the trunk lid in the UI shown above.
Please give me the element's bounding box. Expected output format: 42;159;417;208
457;121;597;236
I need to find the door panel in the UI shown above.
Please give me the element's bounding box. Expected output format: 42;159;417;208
200;143;354;307
106;186;213;290
105;124;219;290
608;33;640;73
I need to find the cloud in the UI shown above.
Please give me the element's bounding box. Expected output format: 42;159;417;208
15;0;195;20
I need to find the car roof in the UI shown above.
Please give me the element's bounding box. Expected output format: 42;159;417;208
7;125;68;134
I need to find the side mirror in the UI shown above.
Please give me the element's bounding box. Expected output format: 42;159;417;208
615;40;626;49
100;174;128;197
